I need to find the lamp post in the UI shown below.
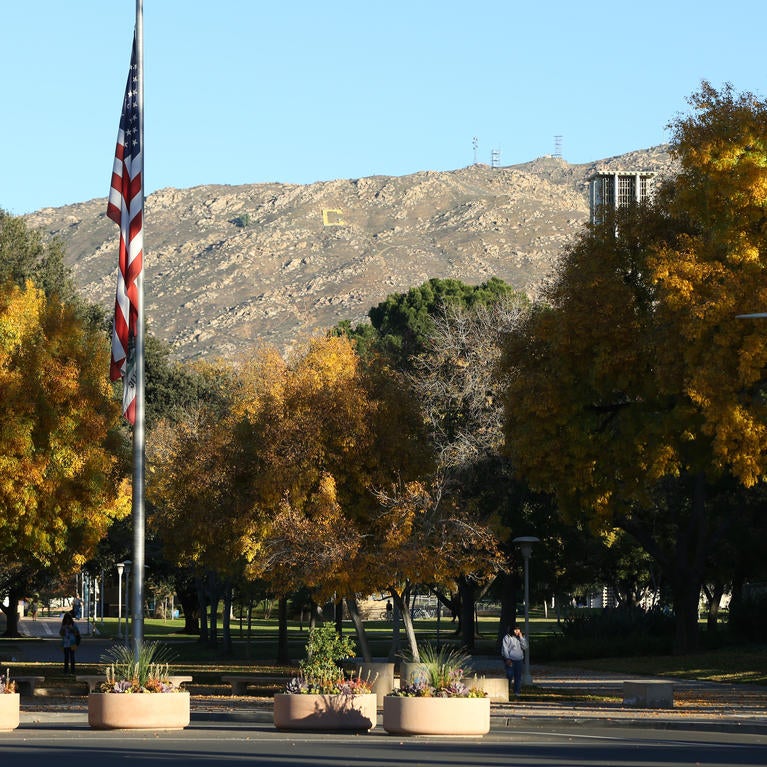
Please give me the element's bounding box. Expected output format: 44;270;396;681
513;536;540;686
115;562;125;639
123;561;132;646
99;568;105;628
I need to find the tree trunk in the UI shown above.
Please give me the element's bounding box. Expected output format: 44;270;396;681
1;586;22;638
671;473;708;654
246;597;254;658
452;598;462;635
205;572;222;649
277;596;289;664
703;581;724;632
346;596;372;662
729;569;745;615
432;588;459;622
207;597;218;647
221;583;233;654
392;589;419;661
334;598;343;633
195;577;209;644
175;576;199;635
619;472;722;655
672;576;702;653
458;577;476;651
309;601;322;628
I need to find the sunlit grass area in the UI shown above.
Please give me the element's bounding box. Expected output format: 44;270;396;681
564;648;767;685
2;611;764;691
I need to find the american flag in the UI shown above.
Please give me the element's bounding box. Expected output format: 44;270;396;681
108;34;143;425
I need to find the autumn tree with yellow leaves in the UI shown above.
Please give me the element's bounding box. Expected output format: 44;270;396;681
147;381;258;650
148;335;429;657
500;83;767;653
363;479;504;660
233;335;430;660
0;277;130;636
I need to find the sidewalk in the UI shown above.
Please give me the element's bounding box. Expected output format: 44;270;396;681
18;685;767;734
10;616;111;663
8;617;767;732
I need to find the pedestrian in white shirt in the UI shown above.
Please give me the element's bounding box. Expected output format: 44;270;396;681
501;625;528;696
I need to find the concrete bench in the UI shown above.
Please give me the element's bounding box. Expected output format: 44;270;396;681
76;674;193;692
622;680;674;708
221;675;289;695
13;675;45;695
465;675;509;702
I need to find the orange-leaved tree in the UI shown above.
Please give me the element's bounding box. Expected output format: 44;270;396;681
233;335;430;660
362;478;504;661
262;472;362;600
146;361;258;650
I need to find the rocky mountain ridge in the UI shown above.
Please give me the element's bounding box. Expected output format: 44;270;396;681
24;146;675;361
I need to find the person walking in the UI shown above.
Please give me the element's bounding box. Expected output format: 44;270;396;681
501;625;528;697
59;612;80;673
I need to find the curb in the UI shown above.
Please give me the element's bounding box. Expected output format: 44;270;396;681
499;713;767;736
17;706;767;736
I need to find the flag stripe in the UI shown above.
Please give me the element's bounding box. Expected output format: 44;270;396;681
109;33;143;425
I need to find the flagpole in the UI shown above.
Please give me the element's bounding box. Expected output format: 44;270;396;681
131;0;146;659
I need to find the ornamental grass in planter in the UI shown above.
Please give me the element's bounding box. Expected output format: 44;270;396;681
274;625;378;731
0;670;19;732
88;641;190;730
384;643;489;736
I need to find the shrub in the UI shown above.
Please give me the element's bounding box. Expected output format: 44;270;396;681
530;606;676;660
286;625;374;695
231;213;251;228
729;592;767;641
561;606;675;641
299;625;357;683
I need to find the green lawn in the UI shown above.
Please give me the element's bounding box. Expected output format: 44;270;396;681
556;647;767;685
2;613;764;688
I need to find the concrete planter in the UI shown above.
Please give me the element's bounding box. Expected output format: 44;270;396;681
273;692;377;731
465;675;509;702
382;695;491;736
355;662;395;706
0;693;20;731
88;692;190;730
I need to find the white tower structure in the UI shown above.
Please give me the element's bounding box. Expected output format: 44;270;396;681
588;171;655;224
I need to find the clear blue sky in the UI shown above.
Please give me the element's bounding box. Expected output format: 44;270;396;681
1;1;764;215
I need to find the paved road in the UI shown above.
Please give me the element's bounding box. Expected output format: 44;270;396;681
2;716;766;767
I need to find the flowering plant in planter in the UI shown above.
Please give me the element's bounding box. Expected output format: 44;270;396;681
0;670;16;694
285;624;375;695
391;643;487;698
98;641;181;693
285;673;374;695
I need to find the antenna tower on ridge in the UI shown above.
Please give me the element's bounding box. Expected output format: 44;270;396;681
491;148;501;168
554;135;563;159
472;136;479;164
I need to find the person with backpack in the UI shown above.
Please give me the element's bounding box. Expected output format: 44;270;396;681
59;612;81;673
501;625;528;697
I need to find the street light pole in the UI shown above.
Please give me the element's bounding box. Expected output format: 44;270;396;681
124;561;132;647
116;562;125;639
513;536;540;686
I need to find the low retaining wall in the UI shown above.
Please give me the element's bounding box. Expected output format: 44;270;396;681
623;680;674;708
